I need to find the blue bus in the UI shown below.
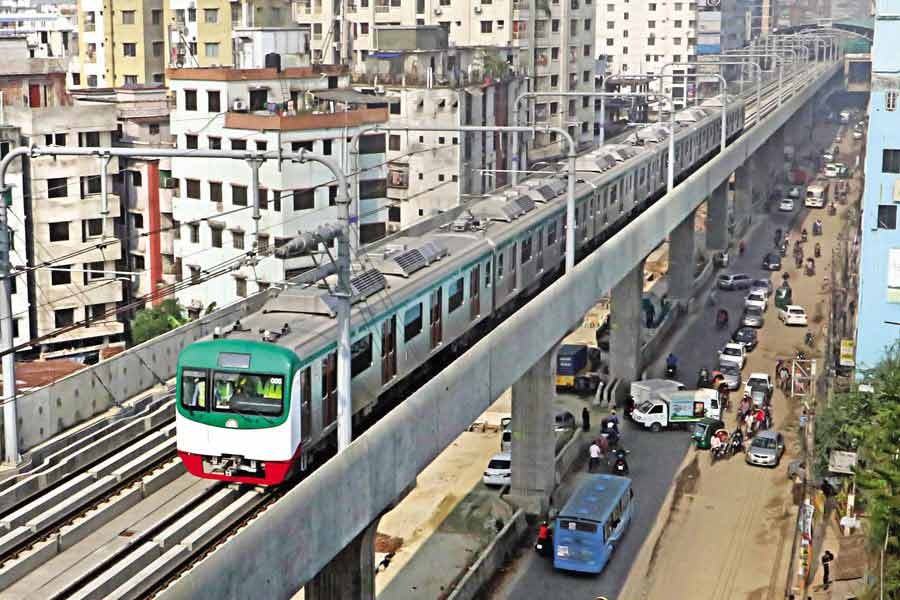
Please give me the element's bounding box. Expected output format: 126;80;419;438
553;474;634;574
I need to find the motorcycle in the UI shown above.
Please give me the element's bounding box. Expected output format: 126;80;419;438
828;202;837;216
611;448;630;476
773;229;783;247
729;433;744;457
534;522;553;557
711;441;730;462
716;309;729;330
813;221;823;236
780;242;788;257
666;363;678;378
806;258;816;276
801;229;808;243
814;243;821;258
805;331;815;346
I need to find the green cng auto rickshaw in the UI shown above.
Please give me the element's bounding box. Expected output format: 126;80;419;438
691;417;726;450
774;285;793;310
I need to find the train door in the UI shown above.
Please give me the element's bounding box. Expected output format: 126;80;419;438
470;265;480;321
299;366;312;442
322;352;337;427
381;317;397;384
536;227;544;271
430;288;443;349
509;243;517;290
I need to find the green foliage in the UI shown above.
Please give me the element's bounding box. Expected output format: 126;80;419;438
130;299;187;346
816;345;900;595
479;51;509;80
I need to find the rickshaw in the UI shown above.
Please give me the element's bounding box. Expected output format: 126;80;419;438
692;417;727;450
774;285;793;310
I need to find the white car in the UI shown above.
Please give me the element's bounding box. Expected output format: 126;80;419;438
483;452;511;486
779;198;795;212
853;129;863;140
743;372;773;399
718;342;746;370
824;163;840;178
822;150;835;162
788;185;802;199
779;305;808;326
744;290;768;312
750;279;774;297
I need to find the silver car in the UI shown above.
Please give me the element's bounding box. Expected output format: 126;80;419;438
718;363;741;390
750;279;773;297
742;306;765;328
746;431;785;467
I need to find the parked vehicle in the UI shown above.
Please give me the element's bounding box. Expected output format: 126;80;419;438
744;290;768;312
556;344;588;391
823;163;840;178
774;286;793;310
762;253;782;271
626;379;686;420
718;342;747;370
750;279;774;297
692;417;727;449
743;373;773;405
742;306;765;328
732;327;758;352
552;475;634;574
717;363;742;390
483;452;512;486
779;304;808;326
632;388;723;432
805;181;829;208
718;273;752;290
745;431;786;467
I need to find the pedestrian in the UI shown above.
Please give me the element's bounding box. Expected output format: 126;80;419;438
598;433;609;457
589;440;602;473
822;549;835;589
744;411;754;436
582;406;591;432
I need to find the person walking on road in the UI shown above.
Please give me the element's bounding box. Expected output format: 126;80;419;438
822;549;835;589
582;407;591;432
589;440;602;473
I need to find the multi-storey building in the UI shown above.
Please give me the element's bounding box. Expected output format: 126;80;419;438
73;0;166;87
164;0;293;69
354;25;526;228
71;86;177;305
295;0;597;161
854;0;900;369
167;62;390;315
0;2;75;59
3;95;125;358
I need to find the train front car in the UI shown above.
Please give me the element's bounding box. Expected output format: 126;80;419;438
176;339;303;486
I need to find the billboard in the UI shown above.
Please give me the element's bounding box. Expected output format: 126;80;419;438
839;339;856;367
697;43;721;54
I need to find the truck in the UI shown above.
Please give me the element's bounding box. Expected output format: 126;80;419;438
626;379;686;419
556;344;588;391
805;180;829;208
631;388;723;432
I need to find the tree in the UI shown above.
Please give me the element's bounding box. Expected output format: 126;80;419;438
130;299;186;346
817;345;900;597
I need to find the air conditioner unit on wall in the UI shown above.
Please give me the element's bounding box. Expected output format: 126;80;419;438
434;7;442;14
232;99;247;111
387;222;401;233
473;5;482;12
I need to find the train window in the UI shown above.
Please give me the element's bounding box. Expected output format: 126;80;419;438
521;237;532;263
509;244;517;269
404;303;423;341
498;253;504;278
181;369;207;409
610;184;618;204
547;222;557;245
484;261;491;287
211;372;284;416
351;334;373;377
448;277;464;312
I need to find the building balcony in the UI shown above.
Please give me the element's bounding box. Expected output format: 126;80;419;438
224;107;388;131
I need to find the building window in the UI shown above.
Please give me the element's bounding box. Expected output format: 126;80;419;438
204;43;219;58
584;44;592;56
480;20;492;33
648;2;655;8
151;9;163;24
88;303;106;322
209;181;223;203
211;226;223;248
188;7;196;21
124;75;138;86
185;134;198;149
49;222;69;243
71;73;81;86
256;140;267;151
81;175;101;197
322;139;332;154
878;205;898;229
132;213;144;229
208;136;221;149
232;230;245;249
232;184;248;206
87;75;97;88
887;90;898;112
883;149;900;174
552;19;560;32
54;308;75;328
152;73;164;83
208;90;221;112
85;218;102;238
47;177;68;198
79;131;100;147
152;41;164;57
258;234;269;253
185;179;201;199
231;139;247;150
235;277;247;297
149;123;160;135
189;223;200;243
293;189;315;210
123;43;137;56
122;10;135;24
249;89;267;111
184;89;197;111
204;8;218;22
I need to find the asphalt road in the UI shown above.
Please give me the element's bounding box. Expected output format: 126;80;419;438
489;128;839;598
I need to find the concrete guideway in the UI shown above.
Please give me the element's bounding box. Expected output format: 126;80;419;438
152;61;842;600
619;123;863;600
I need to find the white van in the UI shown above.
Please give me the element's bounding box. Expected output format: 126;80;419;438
805;182;828;208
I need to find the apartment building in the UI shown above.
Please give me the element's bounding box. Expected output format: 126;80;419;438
0;2;75;59
854;0;900;369
71;86;177;305
73;0;166;87
597;0;747;107
164;0;293;69
355;25;526;228
167;62;390;315
296;0;597;161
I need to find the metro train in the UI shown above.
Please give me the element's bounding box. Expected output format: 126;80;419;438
175;97;746;485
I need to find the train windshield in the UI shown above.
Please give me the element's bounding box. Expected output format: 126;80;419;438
181;369;208;409
211;372;284;417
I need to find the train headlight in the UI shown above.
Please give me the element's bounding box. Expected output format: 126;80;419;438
225;418;238;429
